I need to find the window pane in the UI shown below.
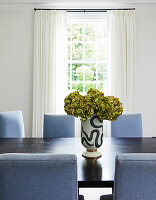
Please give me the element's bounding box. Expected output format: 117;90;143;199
72;72;77;81
85;83;96;93
72;82;83;93
76;66;83;81
72;63;83;71
68;64;70;71
72;43;83;60
68;71;70;81
68;44;70;60
68;82;70;90
97;63;106;72
72;64;83;81
84;23;95;41
72;24;83;41
77;71;83;81
85;43;96;60
98;73;104;81
84;64;96;81
85;72;96;81
84;63;96;72
97;82;104;91
67;24;70;41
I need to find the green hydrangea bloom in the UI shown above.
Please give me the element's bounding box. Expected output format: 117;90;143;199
64;88;123;121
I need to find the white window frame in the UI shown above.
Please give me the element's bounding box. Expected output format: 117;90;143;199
67;12;110;95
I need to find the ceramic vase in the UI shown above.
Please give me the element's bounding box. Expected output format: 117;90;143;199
81;115;103;159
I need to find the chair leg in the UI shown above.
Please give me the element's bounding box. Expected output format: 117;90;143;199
79;195;84;200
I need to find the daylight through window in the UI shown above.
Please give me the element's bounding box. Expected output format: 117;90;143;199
67;14;109;95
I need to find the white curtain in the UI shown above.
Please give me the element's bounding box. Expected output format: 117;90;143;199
32;10;67;137
108;10;136;113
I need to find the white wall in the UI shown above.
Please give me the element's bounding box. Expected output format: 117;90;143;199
136;8;156;137
0;7;156;137
0;10;34;137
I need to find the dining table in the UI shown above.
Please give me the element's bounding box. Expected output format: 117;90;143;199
0;137;156;190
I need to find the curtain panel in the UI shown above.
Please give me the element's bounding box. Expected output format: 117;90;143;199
108;10;136;113
32;10;67;137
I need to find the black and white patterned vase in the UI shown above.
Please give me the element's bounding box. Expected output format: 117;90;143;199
81;114;103;159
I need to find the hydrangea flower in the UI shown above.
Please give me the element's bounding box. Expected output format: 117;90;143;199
64;88;123;121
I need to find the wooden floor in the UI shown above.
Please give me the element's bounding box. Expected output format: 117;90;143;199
80;188;112;200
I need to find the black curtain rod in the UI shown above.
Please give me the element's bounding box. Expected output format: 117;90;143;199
34;8;135;12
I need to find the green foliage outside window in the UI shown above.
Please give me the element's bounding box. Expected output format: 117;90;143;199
68;21;107;93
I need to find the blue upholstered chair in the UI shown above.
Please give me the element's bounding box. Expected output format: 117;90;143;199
100;153;156;200
111;114;142;138
0;153;84;200
43;114;75;138
0;110;24;138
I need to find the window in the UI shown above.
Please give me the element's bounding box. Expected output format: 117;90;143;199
67;13;109;95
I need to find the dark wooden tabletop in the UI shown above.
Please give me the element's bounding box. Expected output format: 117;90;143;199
0;137;156;188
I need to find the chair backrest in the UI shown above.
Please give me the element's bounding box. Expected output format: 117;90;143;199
114;154;156;200
111;114;142;138
0;110;24;138
43;114;75;138
0;153;77;200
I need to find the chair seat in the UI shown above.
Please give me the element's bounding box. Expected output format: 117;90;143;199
100;194;113;200
79;195;84;200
